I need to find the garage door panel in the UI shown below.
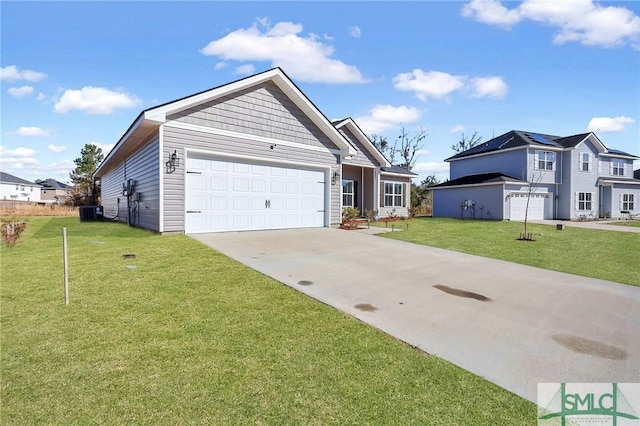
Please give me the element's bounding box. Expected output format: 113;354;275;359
510;193;547;220
186;155;326;233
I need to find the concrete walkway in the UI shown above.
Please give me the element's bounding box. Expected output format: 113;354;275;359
529;219;640;233
191;228;640;403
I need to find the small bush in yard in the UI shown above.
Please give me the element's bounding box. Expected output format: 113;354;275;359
1;220;28;247
341;207;361;229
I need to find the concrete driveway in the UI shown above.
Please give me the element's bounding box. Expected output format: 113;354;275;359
191;228;640;403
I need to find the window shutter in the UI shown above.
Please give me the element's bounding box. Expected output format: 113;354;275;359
574;192;578;210
620;193;623;210
402;183;407;207
380;182;384;207
609;160;613;175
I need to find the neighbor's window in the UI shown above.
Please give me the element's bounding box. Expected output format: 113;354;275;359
20;185;25;191
577;192;592;211
581;153;590;172
536;151;555;170
342;180;354;208
622;194;635;211
612;159;624;176
384;182;403;207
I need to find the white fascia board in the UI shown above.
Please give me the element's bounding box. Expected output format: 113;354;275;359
431;181;522;190
528;144;563;152
581;133;607;152
599;153;640;160
335;118;390;166
446;145;527;162
184;147;332;172
598;179;640;186
380;172;417;179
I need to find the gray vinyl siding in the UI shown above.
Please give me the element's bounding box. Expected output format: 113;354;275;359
450;149;527;180
101;162;125;220
162;125;341;232
433;185;504;220
568;141;598;220
599;156;634;178
610;184;640;218
98;135;160;231
339;127;379;168
527;148;562;185
167;81;337;152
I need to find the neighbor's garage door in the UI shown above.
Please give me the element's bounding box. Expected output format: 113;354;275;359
509;192;548;221
185;155;326;233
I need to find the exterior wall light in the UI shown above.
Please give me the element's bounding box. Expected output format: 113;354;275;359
166;150;179;173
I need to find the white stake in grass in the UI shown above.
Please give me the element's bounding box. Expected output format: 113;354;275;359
62;227;69;305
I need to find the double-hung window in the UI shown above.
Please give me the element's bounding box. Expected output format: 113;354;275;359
612;159;624;176
536;151;554;170
342;180;354;208
580;153;590;172
622;194;635;211
577;192;592;211
384;182;403;207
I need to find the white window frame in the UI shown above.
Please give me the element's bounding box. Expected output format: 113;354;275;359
612;159;624;176
536;150;555;171
580;152;590;172
342;179;354;208
621;194;635;211
576;192;593;211
384;182;403;207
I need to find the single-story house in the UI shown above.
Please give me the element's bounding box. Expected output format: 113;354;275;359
94;68;415;233
432;130;640;220
0;172;42;203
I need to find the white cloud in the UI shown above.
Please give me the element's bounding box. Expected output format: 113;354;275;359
54;86;140;115
587;116;634;132
8;86;34;98
200;19;366;84
16;126;49;137
412;161;450;174
93;142;115;154
36;92;46;101
393;70;466;101
48;144;67;153
235;64;255;75
462;0;640;49
0;146;74;182
450;124;466;133
0;65;47;82
393;69;508;101
469;76;509;98
355;104;422;135
349;26;361;38
214;61;228;70
0;146;38;172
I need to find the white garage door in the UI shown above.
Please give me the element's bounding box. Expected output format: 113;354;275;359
509;192;548;221
185;155;326;233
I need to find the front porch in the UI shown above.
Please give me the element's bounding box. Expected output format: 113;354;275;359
341;164;377;217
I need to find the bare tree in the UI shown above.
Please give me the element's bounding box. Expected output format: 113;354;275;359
391;126;428;171
451;131;483;154
521;170;544;239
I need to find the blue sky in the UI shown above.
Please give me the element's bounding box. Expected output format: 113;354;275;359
2;0;639;184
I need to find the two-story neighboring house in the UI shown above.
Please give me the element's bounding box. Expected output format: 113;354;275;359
39;178;72;204
431;130;640;220
0;172;42;203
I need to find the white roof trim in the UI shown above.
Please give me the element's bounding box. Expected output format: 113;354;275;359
431;181;509;190
334;118;390;166
380;171;417;179
599;153;639;160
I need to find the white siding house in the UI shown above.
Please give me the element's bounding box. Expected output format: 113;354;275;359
0;172;42;203
94;68;415;234
432;131;640;220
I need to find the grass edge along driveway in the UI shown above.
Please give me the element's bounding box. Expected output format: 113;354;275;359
1;217;535;425
377;218;639;287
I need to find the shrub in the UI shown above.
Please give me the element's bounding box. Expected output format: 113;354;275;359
341;207;360;229
1;220;28;247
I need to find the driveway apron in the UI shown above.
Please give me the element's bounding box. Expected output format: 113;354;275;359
191;228;640;403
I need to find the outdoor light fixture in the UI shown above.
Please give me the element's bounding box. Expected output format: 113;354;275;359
166;150;179;174
331;170;341;185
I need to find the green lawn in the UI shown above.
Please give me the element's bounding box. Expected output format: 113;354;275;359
378;218;639;286
607;220;640;228
1;217;535;424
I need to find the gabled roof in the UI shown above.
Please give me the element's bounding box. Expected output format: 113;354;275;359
40;178;71;189
0;172;40;186
430;172;524;189
96;68;356;176
446;130;636;161
332;118;390;167
380;165;418;177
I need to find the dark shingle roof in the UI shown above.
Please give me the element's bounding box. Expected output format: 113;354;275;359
0;172;39;186
446;130;636;161
40;178;71;189
430;172;524;188
380;165;418;176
